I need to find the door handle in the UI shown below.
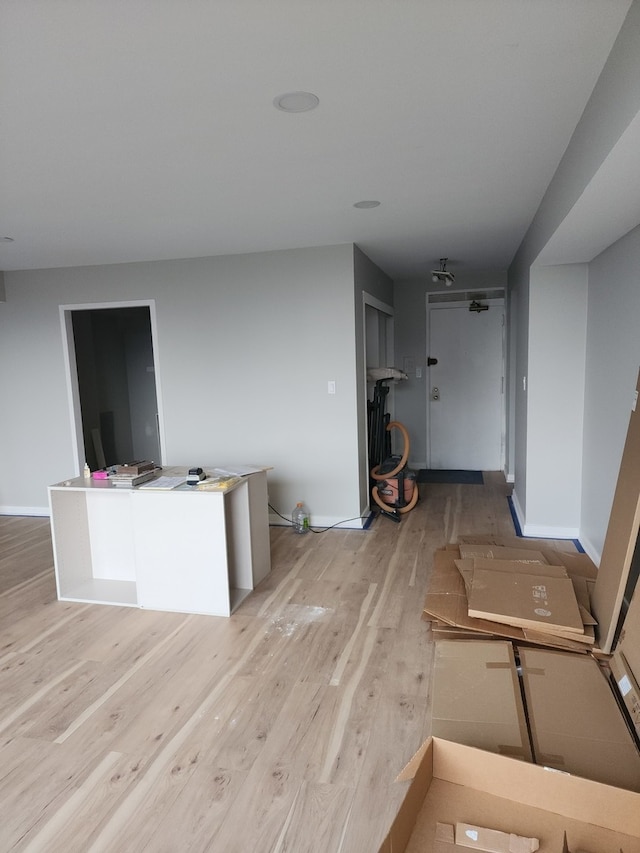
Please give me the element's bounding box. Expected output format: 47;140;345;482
427;357;438;366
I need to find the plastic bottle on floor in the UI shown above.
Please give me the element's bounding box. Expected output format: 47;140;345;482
292;501;310;534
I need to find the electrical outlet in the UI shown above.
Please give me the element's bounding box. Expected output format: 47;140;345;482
328;380;336;395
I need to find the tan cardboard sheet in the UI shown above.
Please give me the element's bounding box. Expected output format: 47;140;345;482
610;650;640;738
458;545;548;565
378;738;640;853
454;558;568;596
592;369;640;653
431;640;532;761
467;569;584;635
619;583;640;681
518;647;640;792
456;536;598;581
423;550;591;653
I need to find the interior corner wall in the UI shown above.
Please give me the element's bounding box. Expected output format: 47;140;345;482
0;244;364;525
580;224;640;561
508;258;530;526
524;264;587;537
504;282;517;484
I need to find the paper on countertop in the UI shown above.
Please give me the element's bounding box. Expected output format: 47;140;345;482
212;464;266;477
137;476;186;490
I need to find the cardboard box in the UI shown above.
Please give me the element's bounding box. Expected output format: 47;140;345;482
377;737;640;853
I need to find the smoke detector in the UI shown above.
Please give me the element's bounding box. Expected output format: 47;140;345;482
431;258;455;286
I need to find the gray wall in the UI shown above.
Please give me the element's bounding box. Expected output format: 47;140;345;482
508;0;640;557
0;244;370;528
523;264;587;536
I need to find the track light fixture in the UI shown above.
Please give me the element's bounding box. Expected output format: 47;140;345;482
430;258;455;286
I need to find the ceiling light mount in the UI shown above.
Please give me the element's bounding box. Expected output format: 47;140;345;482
431;257;455;286
273;91;320;113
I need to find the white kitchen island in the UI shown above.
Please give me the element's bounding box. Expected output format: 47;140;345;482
48;467;271;616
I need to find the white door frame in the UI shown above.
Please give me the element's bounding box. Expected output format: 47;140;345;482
425;290;506;470
59;299;166;474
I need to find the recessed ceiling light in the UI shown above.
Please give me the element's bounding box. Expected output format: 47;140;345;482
1;236;15;242
353;200;381;209
273;91;320;113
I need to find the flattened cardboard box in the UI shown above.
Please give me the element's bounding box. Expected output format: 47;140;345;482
431;640;532;761
377;737;640;853
619;578;640;682
610;651;640;739
456;536;598;582
454;559;569;596
519;647;640;792
423;549;592;653
431;639;640;792
610;582;640;738
467;569;584;636
458;545;549;565
592;369;640;653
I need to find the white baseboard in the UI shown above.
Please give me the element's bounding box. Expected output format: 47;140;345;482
0;506;50;517
510;491;525;533
510;491;579;539
521;522;580;539
576;535;601;567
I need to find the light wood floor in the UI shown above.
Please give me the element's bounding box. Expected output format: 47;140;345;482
1;473;519;852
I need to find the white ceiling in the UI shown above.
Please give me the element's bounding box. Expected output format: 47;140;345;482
0;0;633;279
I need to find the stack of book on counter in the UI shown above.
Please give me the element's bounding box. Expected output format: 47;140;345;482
110;460;157;488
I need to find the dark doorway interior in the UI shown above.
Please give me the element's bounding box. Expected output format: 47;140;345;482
71;306;160;470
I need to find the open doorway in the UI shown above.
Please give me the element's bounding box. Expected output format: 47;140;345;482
61;301;163;471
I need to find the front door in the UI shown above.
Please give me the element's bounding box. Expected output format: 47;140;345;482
427;298;504;470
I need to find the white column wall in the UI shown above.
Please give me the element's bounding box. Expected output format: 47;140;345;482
524;264;587;536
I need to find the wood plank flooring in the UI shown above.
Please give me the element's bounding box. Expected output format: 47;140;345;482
1;473;522;852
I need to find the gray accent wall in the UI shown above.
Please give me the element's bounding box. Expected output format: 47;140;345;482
0;244;371;527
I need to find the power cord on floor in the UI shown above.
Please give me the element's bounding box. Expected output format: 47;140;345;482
268;503;373;533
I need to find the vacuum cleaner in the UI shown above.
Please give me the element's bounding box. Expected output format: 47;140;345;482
367;369;419;522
